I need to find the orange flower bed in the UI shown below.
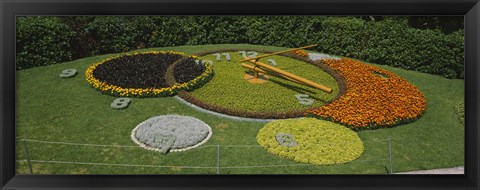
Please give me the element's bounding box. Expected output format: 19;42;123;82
306;59;426;129
290;49;309;57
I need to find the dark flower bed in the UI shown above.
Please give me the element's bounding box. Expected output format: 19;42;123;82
86;51;213;97
92;52;183;88
173;58;206;84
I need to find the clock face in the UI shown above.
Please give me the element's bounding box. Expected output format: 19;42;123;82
176;49;343;119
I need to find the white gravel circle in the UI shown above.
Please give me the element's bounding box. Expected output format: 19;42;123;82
131;115;213;152
308;53;340;61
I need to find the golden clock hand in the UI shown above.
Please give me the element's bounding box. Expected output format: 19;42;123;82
241;63;305;86
244;59;333;93
239;44;318;62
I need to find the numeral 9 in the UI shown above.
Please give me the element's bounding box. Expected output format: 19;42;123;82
59;69;77;78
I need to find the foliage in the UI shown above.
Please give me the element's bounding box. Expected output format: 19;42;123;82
306;58;427;129
16;16;75;70
179;48;344;119
256;118;364;165
455;101;464;125
17;16;464;79
315;17;464;79
58;16;98;58
84;16;138;54
407;16;464;34
85;51;213;97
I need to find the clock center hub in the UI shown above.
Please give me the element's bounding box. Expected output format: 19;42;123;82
244;71;270;84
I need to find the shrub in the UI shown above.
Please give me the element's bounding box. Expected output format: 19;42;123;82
59;16;98;58
17;16;464;79
316;17;370;58
362;19;464;79
84;16;138;54
185;16;250;45
16;16;75;70
256;118;364;165
130;16;191;48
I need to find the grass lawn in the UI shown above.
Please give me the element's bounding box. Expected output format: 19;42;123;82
15;44;464;174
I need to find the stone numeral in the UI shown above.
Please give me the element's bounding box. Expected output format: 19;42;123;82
195;59;214;66
59;69;77;78
111;98;131;110
154;135;176;154
213;53;231;61
275;133;298;147
267;59;277;66
238;51;258;58
295;94;313;105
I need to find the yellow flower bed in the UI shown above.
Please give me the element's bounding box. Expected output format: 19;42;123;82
256;118;364;165
85;51;212;97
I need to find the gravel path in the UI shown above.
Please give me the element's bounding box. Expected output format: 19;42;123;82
395;166;464;174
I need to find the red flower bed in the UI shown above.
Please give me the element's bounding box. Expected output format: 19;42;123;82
306;58;426;129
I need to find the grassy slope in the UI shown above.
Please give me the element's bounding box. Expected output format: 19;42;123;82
16;44;464;174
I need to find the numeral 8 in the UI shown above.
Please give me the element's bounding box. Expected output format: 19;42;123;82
111;98;132;110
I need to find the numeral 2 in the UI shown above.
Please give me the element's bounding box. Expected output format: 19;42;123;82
238;51;258;58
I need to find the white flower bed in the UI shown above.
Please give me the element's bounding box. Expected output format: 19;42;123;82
308;53;340;61
131;115;212;153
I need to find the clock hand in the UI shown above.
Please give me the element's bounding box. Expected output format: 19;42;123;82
243;59;332;93
239;44;318;63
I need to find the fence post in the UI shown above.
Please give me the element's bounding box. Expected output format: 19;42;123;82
388;138;393;174
217;145;221;174
23;139;33;174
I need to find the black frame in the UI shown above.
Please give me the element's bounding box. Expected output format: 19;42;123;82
1;0;479;189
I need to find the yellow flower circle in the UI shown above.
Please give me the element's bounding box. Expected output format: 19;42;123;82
256;118;364;165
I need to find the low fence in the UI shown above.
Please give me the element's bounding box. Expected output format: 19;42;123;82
16;138;398;174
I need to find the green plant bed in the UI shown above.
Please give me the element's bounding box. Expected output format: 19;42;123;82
183;49;342;118
257;118;364;165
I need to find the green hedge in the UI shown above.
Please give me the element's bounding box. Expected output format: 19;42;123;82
16;16;75;70
16;16;464;79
